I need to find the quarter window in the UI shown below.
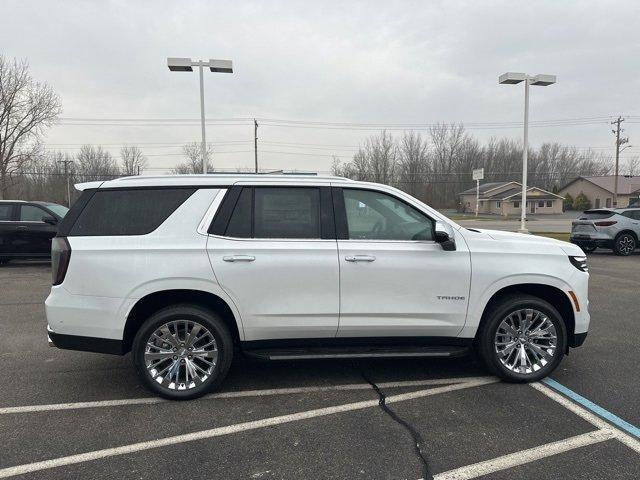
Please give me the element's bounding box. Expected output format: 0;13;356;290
69;188;195;236
342;189;433;241
20;205;47;221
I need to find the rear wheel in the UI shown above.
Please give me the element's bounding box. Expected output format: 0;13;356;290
476;295;566;383
614;232;636;256
132;304;233;400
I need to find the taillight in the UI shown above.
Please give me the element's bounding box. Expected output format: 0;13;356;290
594;220;617;227
51;237;71;285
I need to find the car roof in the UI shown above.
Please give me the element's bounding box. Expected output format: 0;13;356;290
76;174;354;190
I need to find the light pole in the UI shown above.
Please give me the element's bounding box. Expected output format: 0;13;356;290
167;57;233;174
499;72;556;233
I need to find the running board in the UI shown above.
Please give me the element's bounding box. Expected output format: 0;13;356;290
243;345;470;361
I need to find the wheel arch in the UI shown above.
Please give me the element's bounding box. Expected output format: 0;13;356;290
123;289;242;353
615;229;638;241
477;283;576;349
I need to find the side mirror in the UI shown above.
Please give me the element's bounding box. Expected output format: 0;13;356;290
434;221;456;251
43;215;58;225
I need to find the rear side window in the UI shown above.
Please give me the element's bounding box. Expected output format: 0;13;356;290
578;210;615;220
20;205;48;221
69;188;195;236
622;210;640;220
215;186;324;239
0;204;13;221
225;187;252;238
254;188;320;239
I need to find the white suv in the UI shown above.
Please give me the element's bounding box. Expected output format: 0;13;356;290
46;175;590;399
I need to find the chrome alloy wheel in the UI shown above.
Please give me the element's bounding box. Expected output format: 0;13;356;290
144;320;218;391
494;308;557;375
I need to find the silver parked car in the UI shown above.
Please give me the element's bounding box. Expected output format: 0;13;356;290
571;208;640;255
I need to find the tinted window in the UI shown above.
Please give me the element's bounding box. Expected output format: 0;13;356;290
45;204;69;218
225;188;252;238
579;210;615;220
69;188;195;236
20;205;47;221
254;188;320;239
622;210;640;220
0;204;13;221
343;189;433;241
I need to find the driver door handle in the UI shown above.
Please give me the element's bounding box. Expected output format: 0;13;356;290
345;255;376;263
223;255;255;262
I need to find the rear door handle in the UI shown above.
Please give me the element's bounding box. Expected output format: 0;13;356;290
223;255;255;262
345;255;376;262
16;226;28;230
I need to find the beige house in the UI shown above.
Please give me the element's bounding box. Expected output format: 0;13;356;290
558;175;640;209
459;181;564;216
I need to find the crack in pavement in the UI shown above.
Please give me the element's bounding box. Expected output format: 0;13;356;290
360;370;432;480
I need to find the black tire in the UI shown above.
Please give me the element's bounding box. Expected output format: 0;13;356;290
613;232;636;256
476;294;566;383
132;304;234;400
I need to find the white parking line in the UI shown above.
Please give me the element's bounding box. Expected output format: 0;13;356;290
531;382;640;454
429;382;640;480
434;429;616;480
0;378;497;479
0;376;493;415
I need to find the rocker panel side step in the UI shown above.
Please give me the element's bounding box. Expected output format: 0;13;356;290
243;345;470;361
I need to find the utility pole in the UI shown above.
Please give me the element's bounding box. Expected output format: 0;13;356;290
254;119;259;173
57;159;73;207
611;116;630;207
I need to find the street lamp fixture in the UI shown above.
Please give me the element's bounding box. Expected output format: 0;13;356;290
499;72;556;233
167;57;234;174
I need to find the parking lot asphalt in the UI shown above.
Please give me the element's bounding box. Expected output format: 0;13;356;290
0;253;639;479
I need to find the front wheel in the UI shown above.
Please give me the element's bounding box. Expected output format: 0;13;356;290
476;295;566;383
132;304;233;400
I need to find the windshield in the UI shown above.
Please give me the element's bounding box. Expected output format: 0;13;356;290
45;204;69;218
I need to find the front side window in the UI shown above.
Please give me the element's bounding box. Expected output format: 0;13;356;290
20;205;48;222
342;189;433;241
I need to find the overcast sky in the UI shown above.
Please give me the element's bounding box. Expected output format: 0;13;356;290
2;0;639;173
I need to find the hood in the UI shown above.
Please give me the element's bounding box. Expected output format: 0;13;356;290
473;229;585;256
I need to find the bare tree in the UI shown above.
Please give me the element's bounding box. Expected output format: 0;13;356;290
625;156;639;176
75;145;120;181
120;145;147;176
173;142;213;174
0;56;62;198
397;131;429;199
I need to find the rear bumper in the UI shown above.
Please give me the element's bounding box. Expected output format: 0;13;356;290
570;235;613;249
47;325;124;355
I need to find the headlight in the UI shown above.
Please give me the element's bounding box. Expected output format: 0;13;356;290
569;255;588;272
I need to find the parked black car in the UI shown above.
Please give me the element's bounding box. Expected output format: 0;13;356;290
0;201;68;263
